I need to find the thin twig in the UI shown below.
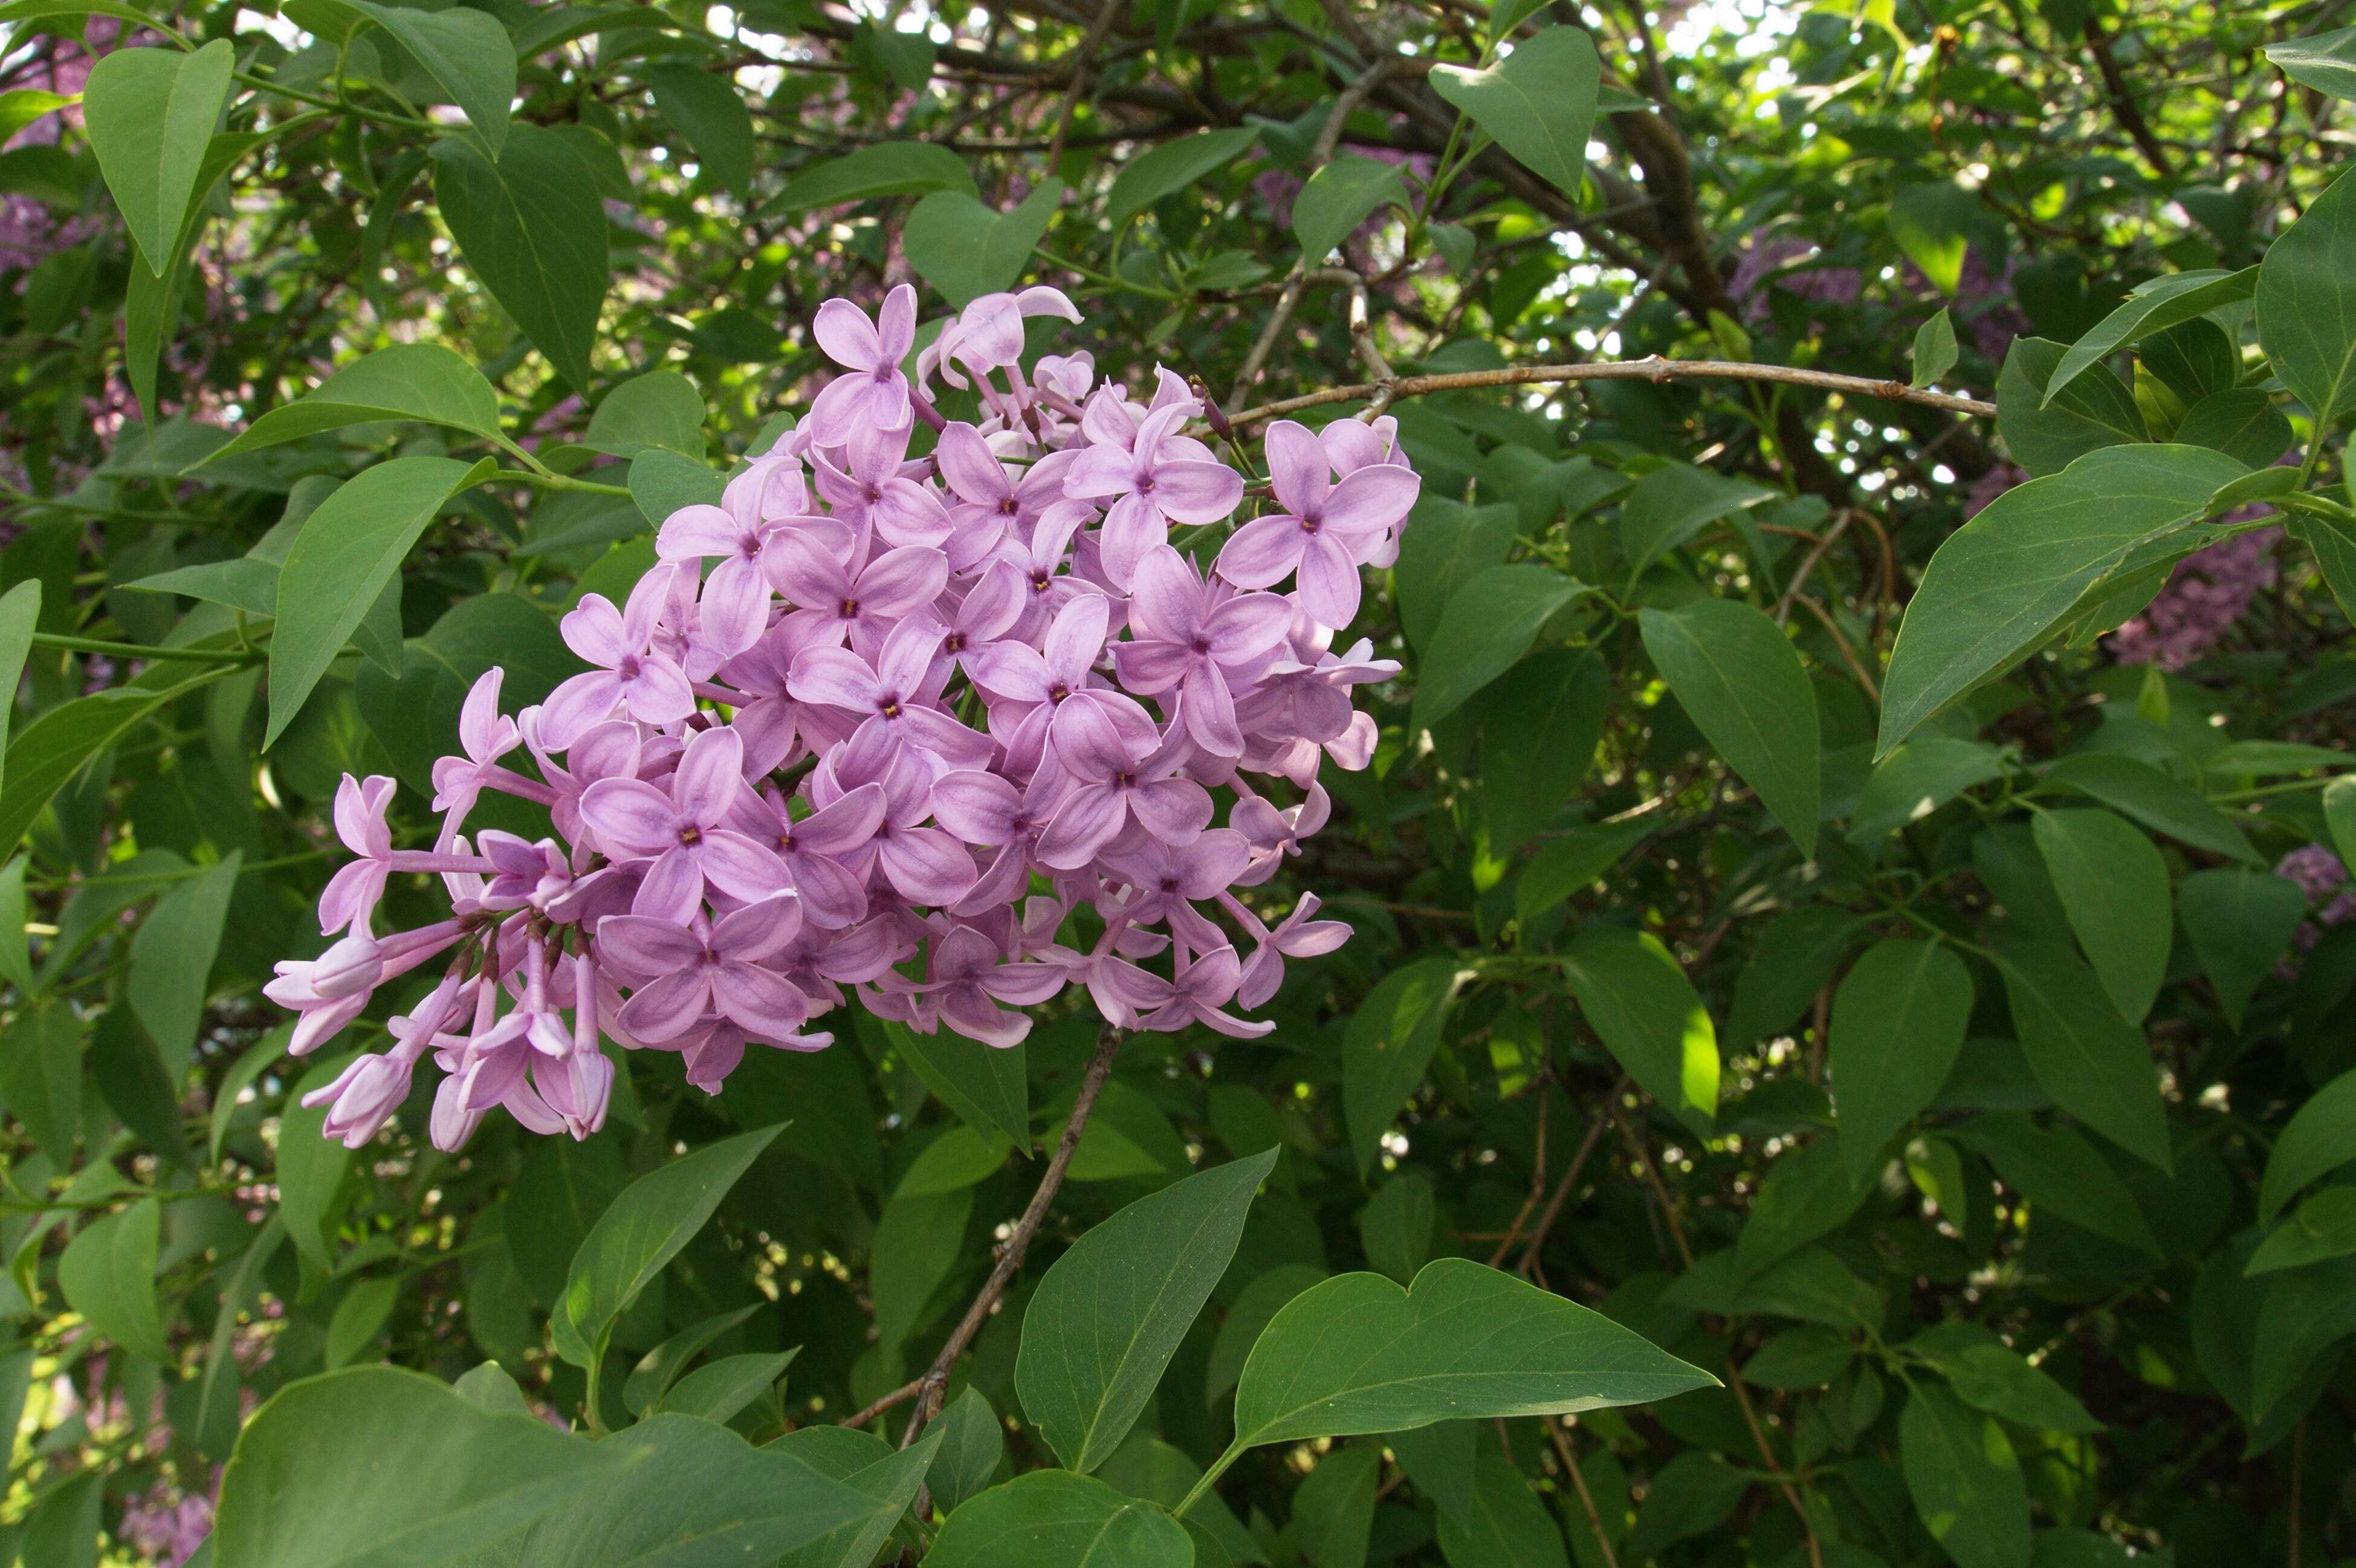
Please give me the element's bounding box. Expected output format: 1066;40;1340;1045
1043;0;1125;167
1546;1419;1623;1568
1609;1101;1693;1269
840;1377;923;1430
1219;357;1998;430
1505;1089;1619;1280
1727;1350;1824;1568
899;1022;1128;1450
1774;510;1856;626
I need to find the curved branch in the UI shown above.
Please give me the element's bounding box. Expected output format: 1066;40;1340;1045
1220;356;1998;429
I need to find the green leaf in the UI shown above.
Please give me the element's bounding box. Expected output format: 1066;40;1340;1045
1736;1135;1870;1277
1513;818;1649;925
94;1006;189;1161
1428;24;1600;197
0;669;218;855
1106;127;1260;227
771;1425;943;1568
1;1003;81;1167
927;1387;1006;1515
1412;563;1589;731
0;855;29;994
1996;337;2146;478
215;1366;636;1568
1890;181;1974;295
127;557;280;615
1017;1148;1277;1472
1830;939;1974;1187
1205;1263;1326;1405
58;1197;170;1361
0;88;76;144
623;1303;762;1416
1912;307;1959;387
2042;268;2256;405
432;126;611;392
334;0;516;157
1292;1442;1380;1568
650;1352;795;1424
1937;1344;2101;1434
1877;444;2249;757
1393;497;1516;650
21;1471;100;1568
646;64;754;198
881;1016;1031;1150
210;1028;288;1165
1899;1384;2031;1568
1952;1113;2161;1255
82;40;233;273
2031;809;2170;1025
266;455;490;748
280;1056;357;1268
2262;1067;2356;1225
1639;599;1820;856
0;580;40;797
2257;164;2356;424
2250;1255;2356;1424
624;447;725;530
2249;1186;2356;1275
1229;1258;1716;1449
196;1219;283;1462
325;1275;398;1369
126;851;240;1075
2173;388;2295;468
355;592;579;794
928;1469;1191;1568
1360;1172;1437;1285
1342;957;1465;1174
760;140;977;215
554;1124;782;1367
586;371;706;461
1560;929;1719;1129
2178;867;2308;1031
2042;751;2259;863
869;1184;972;1354
1292;154;1408;260
903;180;1063;309
2267;26;2356;100
1724;905;1868;1048
1616;462;1775;583
1850;737;2006;840
206;345;503;461
1991;935;2169;1171
1480;648;1608;858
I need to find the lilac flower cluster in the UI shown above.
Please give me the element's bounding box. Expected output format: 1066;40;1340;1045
268;287;1416;1149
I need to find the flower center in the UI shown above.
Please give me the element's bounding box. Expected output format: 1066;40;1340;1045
678;824;702;847
838;597;859;620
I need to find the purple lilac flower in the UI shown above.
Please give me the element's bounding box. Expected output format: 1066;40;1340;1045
2109;526;2281;671
262;290;1420;1145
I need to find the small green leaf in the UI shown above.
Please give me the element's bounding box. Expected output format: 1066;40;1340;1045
1359;1173;1437;1285
646;64;754;198
1393;497;1516;650
2031;809;2170;1025
0;580;40;797
1736;1135;1870;1277
324;1276;398;1369
881;1016;1031;1150
1;1002;81;1167
279;1055;357;1268
2173;388;2295;468
210;1028;288;1165
555;1124;781;1367
1342;957;1465;1174
334;0;516;156
1513;818;1649;925
586;371;705;461
623;1303;762;1416
2042;751;2260;863
1830;940;1974;1187
2179;867;2308;1031
869;1184;972;1355
2259;1066;2356;1225
2248;1186;2356;1275
206;345;503;461
58;1197;170;1361
1018;1148;1278;1472
1411;563;1590;731
1889;181;1974;296
1938;1344;2101;1433
126;852;240;1076
1952;1113;2161;1256
1616;462;1775;582
1850;737;2006;840
83;40;233;273
1291;1442;1380;1568
1230;1258;1717;1449
760;140;977;216
266;455;490;748
2257;165;2356;424
1428;25;1602;197
2043;268;2256;405
1995;337;2146;478
1105;127;1260;227
354;592;580;794
927;1387;1006;1515
1205;1263;1326;1406
0;670;219;857
1992;935;2170;1171
2268;25;2356;100
1639;598;1820;856
1292;155;1408;261
928;1470;1191;1568
1911;307;1958;387
432;127;611;392
1560;928;1718;1129
903;181;1063;309
1478;647;1608;858
1899;1384;2031;1568
650;1350;795;1424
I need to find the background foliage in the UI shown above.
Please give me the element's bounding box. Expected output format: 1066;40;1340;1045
1;0;2355;1563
